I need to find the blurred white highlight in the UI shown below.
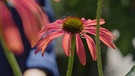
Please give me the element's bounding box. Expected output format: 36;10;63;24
104;29;135;76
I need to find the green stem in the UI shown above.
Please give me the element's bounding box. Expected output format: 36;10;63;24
0;34;22;76
95;0;103;75
66;35;75;76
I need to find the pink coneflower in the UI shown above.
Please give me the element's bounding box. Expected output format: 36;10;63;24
32;16;116;65
0;1;24;54
54;0;61;2
13;0;49;42
0;0;48;54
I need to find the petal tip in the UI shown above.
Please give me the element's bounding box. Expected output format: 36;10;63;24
34;51;37;55
82;62;86;65
42;53;44;57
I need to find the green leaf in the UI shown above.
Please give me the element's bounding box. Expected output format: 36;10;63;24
126;65;135;76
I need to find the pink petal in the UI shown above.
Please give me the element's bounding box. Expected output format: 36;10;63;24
84;26;115;39
76;34;86;65
14;0;39;41
84;19;105;26
99;32;116;49
31;29;46;48
55;19;65;24
62;33;71;56
54;0;61;2
47;23;62;31
14;0;48;42
83;34;96;61
81;18;88;23
100;28;115;39
0;2;24;54
84;28;116;49
35;31;64;56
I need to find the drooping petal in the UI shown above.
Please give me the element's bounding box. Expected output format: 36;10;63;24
13;0;49;42
31;29;46;48
35;31;64;56
13;0;38;41
83;19;105;26
31;22;63;48
47;23;62;31
55;19;65;24
84;26;115;39
100;27;115;39
76;34;86;65
28;0;49;27
83;34;96;61
99;32;116;49
84;28;116;49
62;33;71;56
0;1;24;54
46;19;64;30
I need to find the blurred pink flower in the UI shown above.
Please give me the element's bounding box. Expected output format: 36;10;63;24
32;16;116;65
0;0;48;54
0;1;24;54
13;0;49;42
54;0;61;2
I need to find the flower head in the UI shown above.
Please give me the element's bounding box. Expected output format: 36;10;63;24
0;0;48;54
32;16;116;65
62;17;83;34
54;0;61;2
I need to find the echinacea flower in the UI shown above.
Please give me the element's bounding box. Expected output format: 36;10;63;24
32;16;116;65
0;1;24;54
0;0;48;54
54;0;61;2
13;0;49;42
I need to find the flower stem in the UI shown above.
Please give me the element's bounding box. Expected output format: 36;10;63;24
0;34;22;76
66;35;75;76
95;0;103;75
